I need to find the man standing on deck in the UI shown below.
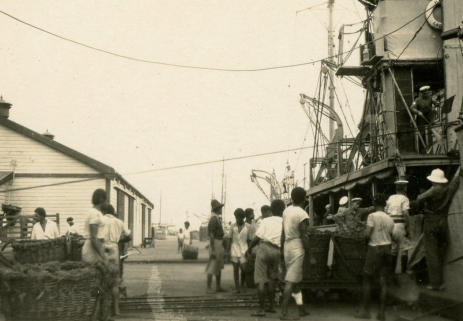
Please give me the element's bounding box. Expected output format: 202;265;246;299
385;179;411;273
412;168;453;291
357;193;394;321
206;199;227;293
280;187;310;320
410;86;434;152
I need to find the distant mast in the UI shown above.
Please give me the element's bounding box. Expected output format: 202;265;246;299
159;191;162;224
328;0;336;140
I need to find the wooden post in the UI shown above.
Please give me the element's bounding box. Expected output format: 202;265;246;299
308;195;315;226
337;141;342;176
309;159;314;187
348;189;353;207
329;193;335;211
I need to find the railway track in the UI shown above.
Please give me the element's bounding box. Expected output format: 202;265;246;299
120;294;259;312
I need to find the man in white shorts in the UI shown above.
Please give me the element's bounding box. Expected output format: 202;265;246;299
281;187;310;320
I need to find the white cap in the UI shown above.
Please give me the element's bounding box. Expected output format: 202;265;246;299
420;85;431;92
427;168;448;184
394;179;409;184
352;197;363;202
339;196;348;206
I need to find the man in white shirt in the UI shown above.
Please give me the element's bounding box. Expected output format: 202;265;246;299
280;187;310;320
357;193;394;321
31;207;59;240
385;179;411;273
66;217;79;236
184;221;192;246
248;200;285;317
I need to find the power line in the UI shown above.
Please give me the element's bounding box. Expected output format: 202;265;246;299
122;125;442;176
0;126;446;193
0;5;435;72
0;177;100;194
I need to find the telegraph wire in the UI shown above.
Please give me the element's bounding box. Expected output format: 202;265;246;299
0;125;450;193
0;5;436;72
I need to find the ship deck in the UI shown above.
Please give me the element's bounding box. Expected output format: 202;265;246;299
308;154;460;197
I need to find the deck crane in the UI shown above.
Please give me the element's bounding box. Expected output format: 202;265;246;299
250;169;283;202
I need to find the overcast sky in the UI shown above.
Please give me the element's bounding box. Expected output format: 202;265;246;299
0;0;366;228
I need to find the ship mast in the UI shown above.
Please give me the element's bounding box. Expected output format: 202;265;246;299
328;0;336;140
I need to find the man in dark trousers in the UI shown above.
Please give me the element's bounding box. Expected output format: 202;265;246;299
413;168;455;291
206;199;226;293
356;193;394;321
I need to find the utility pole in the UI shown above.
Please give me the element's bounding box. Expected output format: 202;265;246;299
328;0;336;140
220;158;225;204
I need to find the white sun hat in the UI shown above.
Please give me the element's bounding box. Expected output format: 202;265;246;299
427;168;448;184
339;196;348;206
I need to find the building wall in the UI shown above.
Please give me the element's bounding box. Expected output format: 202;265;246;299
2;177;105;235
0;125;99;174
109;179;153;246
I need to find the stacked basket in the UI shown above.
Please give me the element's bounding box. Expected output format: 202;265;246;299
303;229;331;281
0;262;100;321
0;238;115;321
11;237;67;264
332;234;367;282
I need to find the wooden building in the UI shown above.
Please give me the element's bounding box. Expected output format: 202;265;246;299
0;99;153;246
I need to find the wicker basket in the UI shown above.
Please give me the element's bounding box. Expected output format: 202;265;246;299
303;231;331;281
12;238;67;264
69;237;85;261
332;235;367;281
182;245;199;260
0;261;102;321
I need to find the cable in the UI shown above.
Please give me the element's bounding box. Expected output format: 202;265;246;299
0;125;447;194
393;18;427;62
0;177;100;194
0;5;436;72
122;125;443;176
339;80;357;126
327;71;354;136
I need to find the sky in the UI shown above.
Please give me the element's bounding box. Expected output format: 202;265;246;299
0;1;366;228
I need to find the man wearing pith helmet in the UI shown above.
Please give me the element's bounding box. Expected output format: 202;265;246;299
206;199;226;293
414;168;448;291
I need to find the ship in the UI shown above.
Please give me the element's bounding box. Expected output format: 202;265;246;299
301;0;462;316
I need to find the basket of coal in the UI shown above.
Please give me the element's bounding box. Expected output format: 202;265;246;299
68;235;85;261
331;233;367;282
182;245;199;260
302;228;331;281
11;237;67;264
0;261;107;321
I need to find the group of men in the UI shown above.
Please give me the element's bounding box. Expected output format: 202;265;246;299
206;187;310;320
30;207;77;240
327;168;454;320
205;166;454;320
